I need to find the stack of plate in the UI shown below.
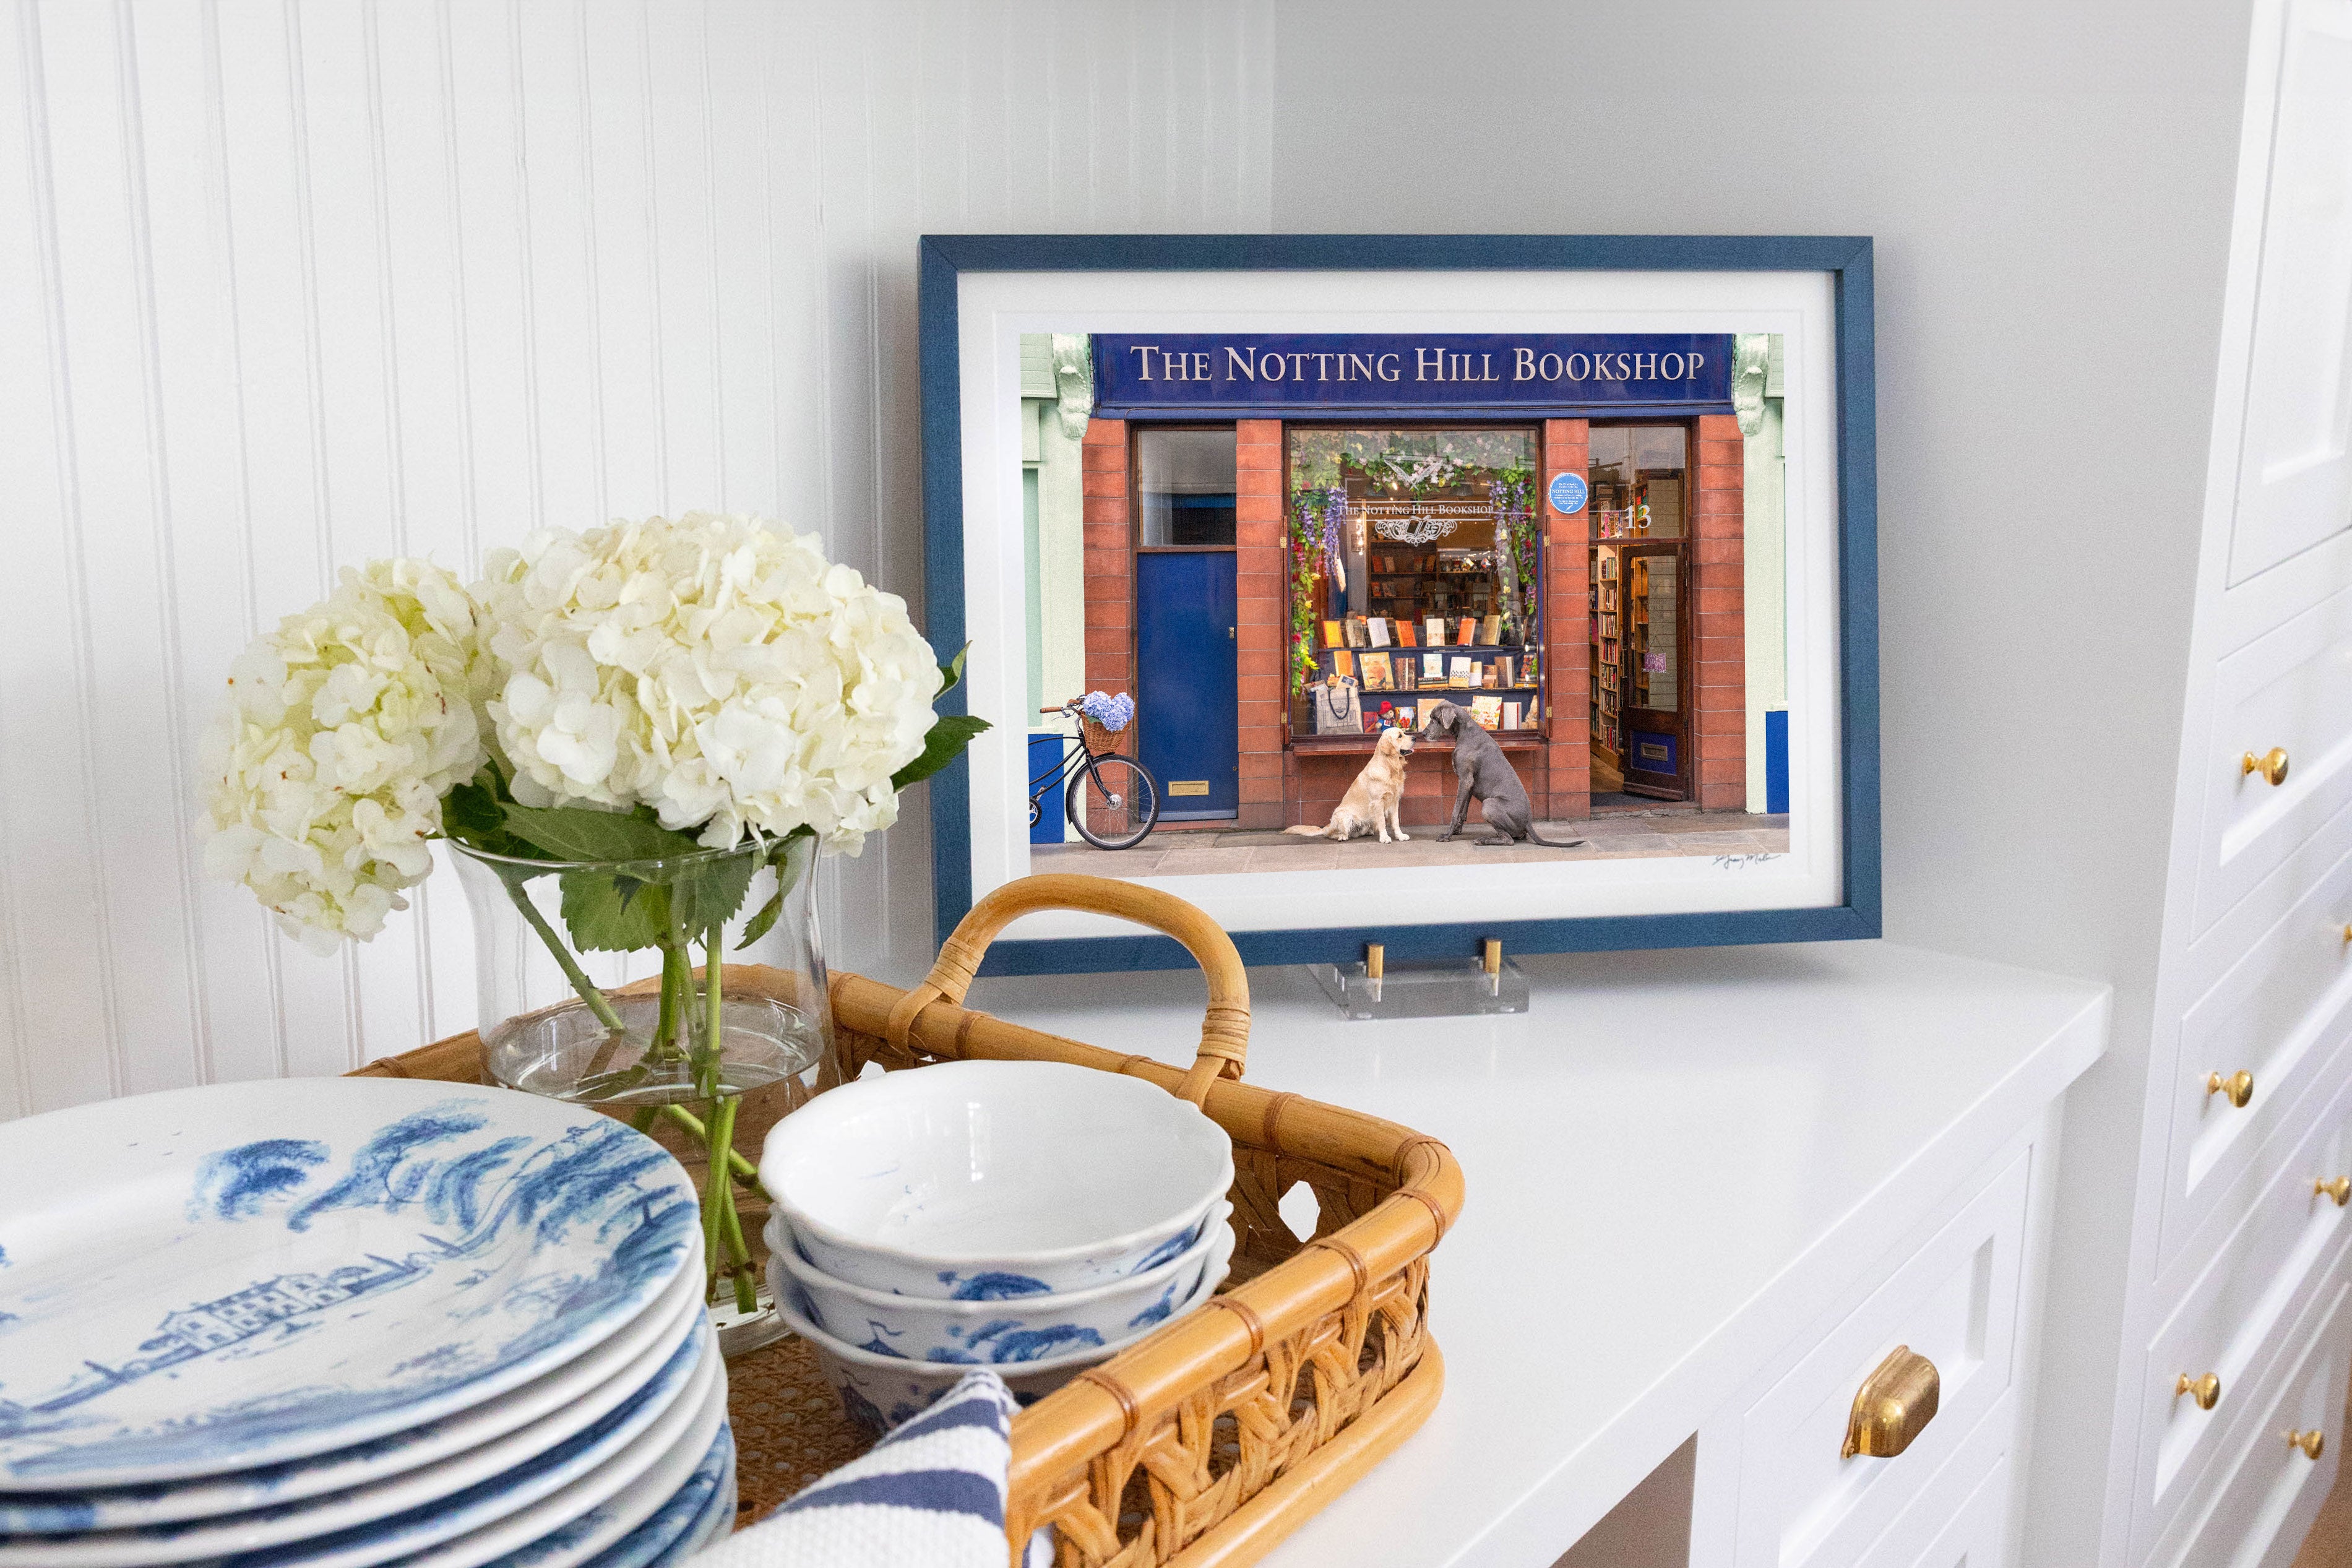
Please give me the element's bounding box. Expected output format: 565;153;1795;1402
0;1079;735;1568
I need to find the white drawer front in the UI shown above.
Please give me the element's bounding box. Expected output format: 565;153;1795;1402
1895;1460;2009;1568
2136;1085;2350;1543
2158;1282;2347;1568
1733;1150;2029;1568
2161;842;2352;1275
1867;1387;2011;1568
2194;582;2352;937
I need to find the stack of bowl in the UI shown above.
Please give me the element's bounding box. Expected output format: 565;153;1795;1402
760;1061;1236;1436
0;1079;736;1568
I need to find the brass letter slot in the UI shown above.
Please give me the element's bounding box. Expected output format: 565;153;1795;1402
1166;781;1210;796
1843;1345;1940;1459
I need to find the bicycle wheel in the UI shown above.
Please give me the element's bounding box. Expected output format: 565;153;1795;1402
1066;754;1160;850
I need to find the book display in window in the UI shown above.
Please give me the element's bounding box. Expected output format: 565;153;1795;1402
1288;427;1546;745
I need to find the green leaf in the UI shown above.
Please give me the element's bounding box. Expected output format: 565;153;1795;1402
560;871;668;952
892;713;991;792
672;849;757;936
736;830;816;948
738;887;785;948
499;803;706;864
441;768;545;861
937;643;970;698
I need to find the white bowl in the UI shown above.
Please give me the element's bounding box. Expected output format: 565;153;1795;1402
766;1202;1233;1363
770;1238;1226;1439
759;1059;1234;1298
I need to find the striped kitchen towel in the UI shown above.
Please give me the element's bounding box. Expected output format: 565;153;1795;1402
691;1369;1046;1568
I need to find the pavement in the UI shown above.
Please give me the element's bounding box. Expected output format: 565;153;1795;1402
1030;809;1790;876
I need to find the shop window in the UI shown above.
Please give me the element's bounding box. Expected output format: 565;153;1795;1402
1137;428;1237;546
1285;427;1543;743
1587;426;1687;539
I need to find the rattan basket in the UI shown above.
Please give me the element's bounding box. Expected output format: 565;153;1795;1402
356;873;1462;1567
1079;713;1128;756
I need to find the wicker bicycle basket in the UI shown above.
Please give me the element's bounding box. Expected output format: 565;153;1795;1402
1079;713;1127;756
353;872;1462;1568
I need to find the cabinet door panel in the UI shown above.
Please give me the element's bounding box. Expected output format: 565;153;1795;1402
2229;0;2352;586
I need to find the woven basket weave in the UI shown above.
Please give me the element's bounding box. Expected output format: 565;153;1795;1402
1079;715;1127;756
353;872;1462;1567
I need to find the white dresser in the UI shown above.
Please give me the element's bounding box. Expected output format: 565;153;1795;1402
2067;1;2352;1564
970;941;2106;1567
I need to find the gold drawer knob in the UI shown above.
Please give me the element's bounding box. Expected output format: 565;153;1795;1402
2292;1428;2327;1459
1843;1345;1940;1458
2207;1070;2255;1108
2178;1372;2222;1410
2319;1176;2351;1207
2244;747;2291;786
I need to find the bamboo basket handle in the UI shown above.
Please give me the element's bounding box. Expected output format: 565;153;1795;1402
883;873;1248;1105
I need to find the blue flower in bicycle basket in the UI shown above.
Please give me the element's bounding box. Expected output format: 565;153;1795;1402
1079;692;1134;733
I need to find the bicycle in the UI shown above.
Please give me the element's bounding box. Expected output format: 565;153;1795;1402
1028;699;1161;850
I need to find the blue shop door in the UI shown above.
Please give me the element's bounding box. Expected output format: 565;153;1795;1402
1135;551;1239;819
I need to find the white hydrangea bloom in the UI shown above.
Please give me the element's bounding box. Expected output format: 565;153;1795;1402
476;512;942;854
198;559;493;953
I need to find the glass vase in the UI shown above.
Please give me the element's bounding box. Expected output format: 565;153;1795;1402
451;833;829;1356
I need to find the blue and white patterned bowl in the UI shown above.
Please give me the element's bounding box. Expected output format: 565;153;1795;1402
765;1202;1231;1364
759;1061;1233;1299
771;1269;1227;1442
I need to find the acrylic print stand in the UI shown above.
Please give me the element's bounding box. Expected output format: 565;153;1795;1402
1311;940;1531;1020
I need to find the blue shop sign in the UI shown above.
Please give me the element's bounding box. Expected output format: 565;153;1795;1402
1092;332;1734;417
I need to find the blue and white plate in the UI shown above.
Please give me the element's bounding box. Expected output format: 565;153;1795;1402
0;1264;706;1535
0;1322;717;1567
408;1368;728;1568
0;1080;701;1490
563;1424;732;1568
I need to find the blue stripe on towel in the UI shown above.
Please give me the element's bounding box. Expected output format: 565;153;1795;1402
775;1469;1004;1528
877;1394;1006;1445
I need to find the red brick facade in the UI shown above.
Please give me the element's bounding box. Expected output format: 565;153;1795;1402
1542;419;1593;822
1234;420;1287;830
1080;419;1130;704
1691;413;1746;809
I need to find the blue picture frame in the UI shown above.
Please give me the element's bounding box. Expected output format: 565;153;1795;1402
919;234;1878;975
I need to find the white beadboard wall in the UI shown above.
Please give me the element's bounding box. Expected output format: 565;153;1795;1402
0;0;1273;1121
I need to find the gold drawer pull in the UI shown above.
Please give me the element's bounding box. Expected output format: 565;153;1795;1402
2244;747;2291;786
1843;1345;1939;1458
2292;1428;2327;1459
2207;1070;2255;1108
2319;1176;2351;1207
2178;1372;2222;1410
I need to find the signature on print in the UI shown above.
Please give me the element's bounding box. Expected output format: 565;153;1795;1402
1712;852;1784;871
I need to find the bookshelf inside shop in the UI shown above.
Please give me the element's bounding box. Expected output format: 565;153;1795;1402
1591;545;1619;764
1288;428;1546;747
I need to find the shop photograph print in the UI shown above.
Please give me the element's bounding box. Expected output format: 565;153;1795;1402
924;235;1879;971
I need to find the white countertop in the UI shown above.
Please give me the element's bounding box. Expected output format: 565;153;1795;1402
966;938;2107;1568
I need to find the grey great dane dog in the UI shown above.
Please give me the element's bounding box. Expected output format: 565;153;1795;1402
1422;701;1588;848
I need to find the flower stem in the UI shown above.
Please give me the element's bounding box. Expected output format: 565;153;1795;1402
657;1103;760;1187
699;1093;741;1296
498;872;626;1033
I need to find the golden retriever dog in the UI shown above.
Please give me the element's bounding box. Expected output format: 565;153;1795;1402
1283;726;1415;843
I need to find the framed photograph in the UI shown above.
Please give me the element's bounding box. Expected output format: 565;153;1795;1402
920;235;1877;972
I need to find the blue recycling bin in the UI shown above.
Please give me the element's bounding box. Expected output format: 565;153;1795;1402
1028;731;1065;843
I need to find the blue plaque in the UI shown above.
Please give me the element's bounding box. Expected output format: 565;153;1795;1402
1548;472;1588;515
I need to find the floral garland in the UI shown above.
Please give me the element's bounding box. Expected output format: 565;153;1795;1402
1489;470;1540;637
1356;449;1470;496
1288;487;1346;696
